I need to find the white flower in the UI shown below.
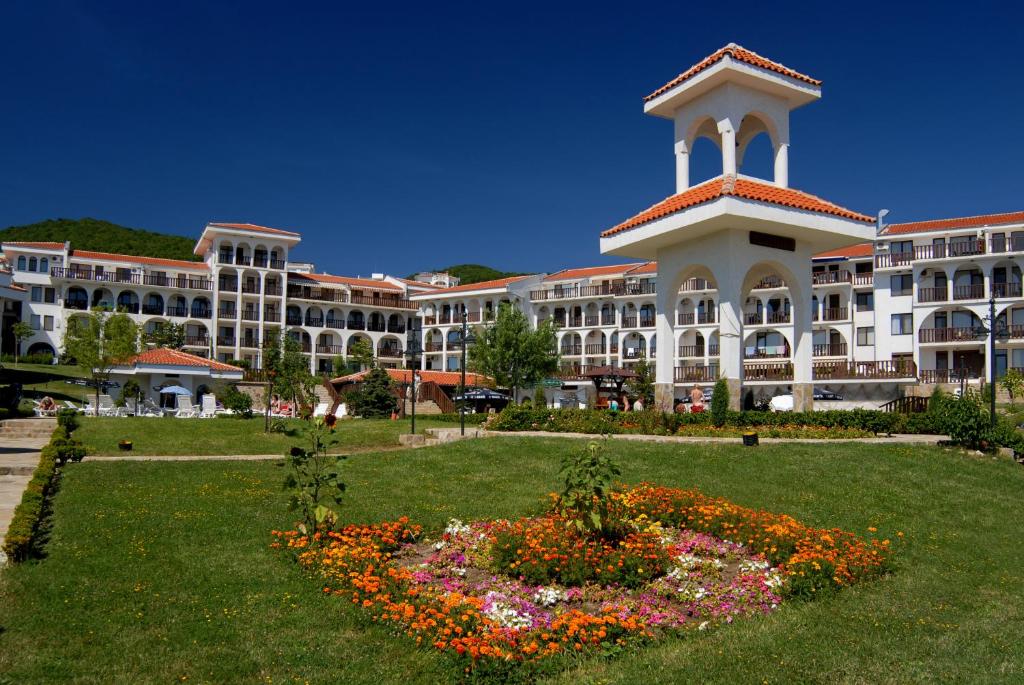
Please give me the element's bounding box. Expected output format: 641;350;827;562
483;601;532;629
444;518;471;537
698;621;709;631
532;586;564;607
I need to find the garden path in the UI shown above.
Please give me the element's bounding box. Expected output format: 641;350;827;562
0;422;52;563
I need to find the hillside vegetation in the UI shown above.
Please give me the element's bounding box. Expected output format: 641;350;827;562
417;263;528;285
0;218;199;262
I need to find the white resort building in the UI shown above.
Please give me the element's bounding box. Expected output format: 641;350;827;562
2;45;1022;409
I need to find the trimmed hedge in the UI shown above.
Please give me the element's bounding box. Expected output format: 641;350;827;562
2;423;86;563
487;405;944;437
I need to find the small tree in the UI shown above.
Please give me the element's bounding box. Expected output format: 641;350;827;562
143;322;186;350
469;302;559;400
631;355;655;407
710;377;729;427
1001;369;1024;408
266;334;316;415
351;367;397;418
558;440;621;538
534;386;547;408
10;321;33;368
348;338;375;372
63;310;139;416
283;416;345;537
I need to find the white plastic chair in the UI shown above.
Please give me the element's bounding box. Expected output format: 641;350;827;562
64;400;83;414
175;396;198;418
200;395;218;418
141;399;164;417
98;395;118;417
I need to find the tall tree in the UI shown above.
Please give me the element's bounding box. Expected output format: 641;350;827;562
347;338;375;372
631;355;655;406
265;334;316;415
142;321;186;350
10;321;33;367
63;310;139;415
468;302;558;401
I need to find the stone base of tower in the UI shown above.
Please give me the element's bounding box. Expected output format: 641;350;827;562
655;383;675;413
793;382;814;412
724;378;742;411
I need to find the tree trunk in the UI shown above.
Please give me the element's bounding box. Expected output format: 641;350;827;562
95;382;100;417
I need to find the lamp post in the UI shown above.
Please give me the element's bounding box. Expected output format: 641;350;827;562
405;322;423;435
457;311;477;436
975;296;1008;427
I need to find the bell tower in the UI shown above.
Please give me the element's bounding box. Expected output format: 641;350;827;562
643;43;821;192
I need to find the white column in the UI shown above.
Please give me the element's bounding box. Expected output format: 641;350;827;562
654;282;675;411
774;143;789;188
719;121;737;177
717;277;743;410
675;140;689;193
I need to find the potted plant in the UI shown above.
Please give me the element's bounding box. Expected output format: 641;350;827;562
118;440;133;451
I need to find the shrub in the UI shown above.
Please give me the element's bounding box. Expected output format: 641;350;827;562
48;426;86;464
940;390;989;448
985;418;1024;455
221;384;254;418
557;440;621;537
534;386;547;408
349;367;397;418
56;407;79;433
710;377;729;427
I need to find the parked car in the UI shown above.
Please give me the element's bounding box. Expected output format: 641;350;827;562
813;388;844;401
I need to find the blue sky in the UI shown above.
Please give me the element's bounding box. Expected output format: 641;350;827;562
2;0;1022;276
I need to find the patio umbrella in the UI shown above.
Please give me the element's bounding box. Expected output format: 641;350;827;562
158;385;192;396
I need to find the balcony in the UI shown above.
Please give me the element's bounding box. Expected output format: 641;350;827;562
264;285;282;296
216;336;236;347
191;309;212;319
377;346;403;359
367;321;386;332
218;308;237;318
767;312;790;325
678;312;716;326
584;315;599;327
263;308;280;321
875;240;986;268
349;293;414;309
639;316;655;328
287;285;347;304
852;273;874;286
235;255;251;266
813;343;847;357
269;258;286;269
347;320;366;331
677;345;705;358
812;359;917;380
745;312;790;326
600;313;615;326
560;344;583;356
239;337;260;349
821;307;848;321
565;316;583;328
388;322;406;333
621;316;637;328
812;270;852;286
953;284;985;301
674;366;718;382
584;343;606;355
744;346;790;360
992;282;1023;299
141;304;163;315
64;299;88;311
621;348;648;360
166;306;188;318
316;344;344;355
745;363;793;381
989;236;1024;254
183;335;209;347
217;254;233;264
218;279;239;291
241;283;260;294
425;342;443;352
919;368;982;384
241;310;260;321
918;327;980;343
50;267;211;290
305;316;324;327
752;276;785;290
117;303;140;314
324;317;345;329
253;255;269;268
680;278;713;292
918;287;948;303
286;315;303;326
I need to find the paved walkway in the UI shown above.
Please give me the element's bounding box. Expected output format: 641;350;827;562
0;436;49;555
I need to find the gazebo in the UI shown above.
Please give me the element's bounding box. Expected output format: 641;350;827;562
583;366;638;408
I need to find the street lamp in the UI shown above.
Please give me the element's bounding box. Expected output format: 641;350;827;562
405;322;423;435
456;311;477;436
974;296;1010;427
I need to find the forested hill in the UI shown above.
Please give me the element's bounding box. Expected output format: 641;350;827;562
0;218;200;262
417;263;528;285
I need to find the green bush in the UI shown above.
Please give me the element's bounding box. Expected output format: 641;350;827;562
2;429;62;562
939;390;989;448
56;407;79;433
349;368;397;418
710;378;729;427
985;418;1024;455
0;352;56;365
221;384;254;418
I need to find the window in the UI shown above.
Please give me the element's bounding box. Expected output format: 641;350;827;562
39;257;48;273
855;292;873;312
44;288;55;304
890;275;912;296
16;256;26;271
890;240;913;254
30;286;42;303
857;327;874;346
43;316;54;332
28;257;37;272
891;313;913;335
30;315;41;330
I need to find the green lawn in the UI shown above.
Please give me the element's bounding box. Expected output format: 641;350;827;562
1;437;1022;683
75;416;452;456
0;363;92;413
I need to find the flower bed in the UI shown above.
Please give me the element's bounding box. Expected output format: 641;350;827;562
273;484;893;673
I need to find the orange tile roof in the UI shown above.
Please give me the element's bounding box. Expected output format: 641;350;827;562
122;348;243;373
602;176;874;238
394;277;441;289
813;242;874;260
70;250;208;270
417;275;533;295
2;241;65;250
331;368;492;387
625;261;658;275
645;43;821;102
881;211;1024;236
543;263;645;282
289;272;403;291
208;222;301;237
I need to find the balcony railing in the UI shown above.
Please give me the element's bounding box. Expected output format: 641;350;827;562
813;359;917;380
812;270;852;286
677;345;705;358
953;284;985;301
674;366;718;382
316;344;344;355
270;258;286;269
324;317;344;329
183;335;209;347
584;315;599;327
565;316;582;328
745;363;793;381
286;316;303;326
744;312;762;325
533;282;659;300
217;336;236;346
853;273;874;286
639;316;655;328
117;303;140;314
584;343;606;355
388;322;406;333
239;337;260;348
347;320;366;330
264;285;282;296
813;343;847;357
621;348;648;360
424;342;443;352
218;307;237;318
191;309;212;319
235;255;251;266
166;306;188;318
287;286;347;304
241;283;260;294
918;327;981;343
744;347;790;360
875;240;986;268
377;346;403;358
367;321;386;332
680;278;713;292
752;276;785;289
918;287;948;303
218;279;239;291
305;316;324;327
993;282;1023;299
240;310;259;321
621;316;637;328
919;368;982;384
767;312;790;325
560;344;583;355
821;307;848;321
349;293;414;309
678;312;715;326
50;267;212;290
141;304;163;315
600;313;615;325
264;308;280;320
64;300;88;311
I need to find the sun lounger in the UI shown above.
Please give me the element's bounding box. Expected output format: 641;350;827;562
174;396;199;418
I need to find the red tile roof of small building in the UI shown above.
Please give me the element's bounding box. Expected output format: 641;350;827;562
645;43;821;102
543;263;645;282
289;272;403;291
881;211;1024;236
331;368;492;387
601;176;874;238
122;348;242;373
2;241;66;250
419;275;533;295
71;250;208;270
626;261;658;275
208;222;301;237
394;277;441;289
813;242;874;260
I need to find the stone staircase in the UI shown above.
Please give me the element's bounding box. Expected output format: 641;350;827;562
313;384;333;407
398;425;487;448
403;399;443;415
0;418;57;441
